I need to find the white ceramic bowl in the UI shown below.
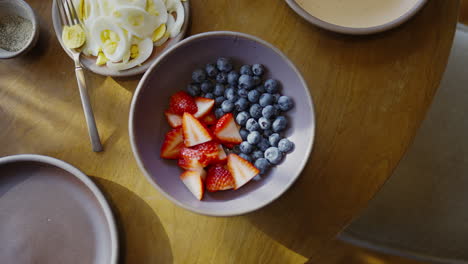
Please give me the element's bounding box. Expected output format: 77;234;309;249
0;0;39;59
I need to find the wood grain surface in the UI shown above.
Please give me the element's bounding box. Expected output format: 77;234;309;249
0;0;459;263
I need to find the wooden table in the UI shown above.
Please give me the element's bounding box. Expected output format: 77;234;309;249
0;0;459;263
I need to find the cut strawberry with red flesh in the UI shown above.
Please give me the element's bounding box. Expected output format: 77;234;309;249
178;147;206;171
216;144;227;163
206;165;235;192
160;128;184;159
227;154;260;189
213;113;242;144
201;112;217;125
169;91;198;115
192;141;227;165
193;97;215;119
180;170;205;200
182;112;213;147
164;110;182;128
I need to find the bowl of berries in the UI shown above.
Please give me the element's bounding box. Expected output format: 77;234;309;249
129;31;315;216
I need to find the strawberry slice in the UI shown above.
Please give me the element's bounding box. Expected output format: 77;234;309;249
213;113;242;144
180;170;206;200
192;141;227;165
178;147;206;171
160;128;184;159
206;165;235;192
227;154;260;189
193;97;215;119
201;112;217;125
169;91;197;115
182;112;213;147
164;110;182;128
216;144;227;163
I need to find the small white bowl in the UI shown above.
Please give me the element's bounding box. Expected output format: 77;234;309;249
285;0;427;35
0;0;39;59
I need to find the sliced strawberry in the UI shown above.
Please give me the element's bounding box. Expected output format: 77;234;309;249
182;112;213;147
206;165;235;192
193;97;215;119
216;144;227;163
169;91;197;115
164;110;182;128
227;154;260;189
192;141;229;165
213;113;242;144
178;147;206;171
223;143;237;149
160;128;184;159
201;112;217;125
180;170;206;200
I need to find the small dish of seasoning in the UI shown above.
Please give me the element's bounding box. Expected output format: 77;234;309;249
0;0;39;59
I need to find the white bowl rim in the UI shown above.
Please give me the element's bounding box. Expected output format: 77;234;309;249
0;154;119;263
129;31;316;217
285;0;428;35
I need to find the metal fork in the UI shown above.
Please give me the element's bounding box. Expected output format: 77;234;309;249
57;0;103;152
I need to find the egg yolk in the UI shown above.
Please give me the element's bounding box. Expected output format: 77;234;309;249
130;45;139;59
152;23;166;42
101;30;120;55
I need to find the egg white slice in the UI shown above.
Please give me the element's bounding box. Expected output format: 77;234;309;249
111;6;158;38
90;16;129;62
106;37;153;71
147;0;168;25
96;0;114;16
165;0;184;37
110;0;147;9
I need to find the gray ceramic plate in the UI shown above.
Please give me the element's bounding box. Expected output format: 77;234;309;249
0;154;118;264
51;0;190;77
285;0;427;35
129;31;315;216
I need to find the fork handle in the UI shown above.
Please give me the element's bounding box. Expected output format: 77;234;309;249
75;66;103;152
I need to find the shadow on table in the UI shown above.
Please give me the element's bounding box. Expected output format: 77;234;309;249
90;177;173;264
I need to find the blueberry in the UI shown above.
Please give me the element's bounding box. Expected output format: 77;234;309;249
257;117;270;130
256;85;266;93
252;64;265;76
201;81;213;93
216;57;233;72
240;141;254;154
278;96;294;111
262;105;276;119
204;93;214;99
253;76;262;86
255;158;270;174
216;72;228;84
238;74;255;89
264;79;279;93
237;88;248;98
272;93;281;103
215;108;224;119
247;131;261;145
272;116;288;132
240;65;253;75
240;128;249;141
239;153;252;162
252;150;264;160
259;93;274;107
265;147;283;164
213;84;225;96
221;100;234;113
278;138;294;153
246;118;260;132
215;96;225;106
248;89;260;103
236;111;250;126
224;87;237;102
269;133;281;147
257;137;270;152
227;71;239;85
249;104;263;119
205;63;218;78
235;98;249;111
263;129;274;137
192;69;206;83
186;84;200;97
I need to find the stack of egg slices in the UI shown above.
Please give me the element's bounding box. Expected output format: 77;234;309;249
65;0;185;71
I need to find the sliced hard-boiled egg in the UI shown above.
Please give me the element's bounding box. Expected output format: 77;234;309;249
90;16;129;62
111;6;158;38
152;23;166;42
165;0;184;37
96;52;108;65
146;0;168;25
62;24;86;49
110;0;147;9
97;0;114;16
106;37;153;71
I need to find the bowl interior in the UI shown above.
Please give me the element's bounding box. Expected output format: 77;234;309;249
131;33;315;216
0;0;38;59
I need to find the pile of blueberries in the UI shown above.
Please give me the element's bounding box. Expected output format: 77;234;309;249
187;57;295;174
